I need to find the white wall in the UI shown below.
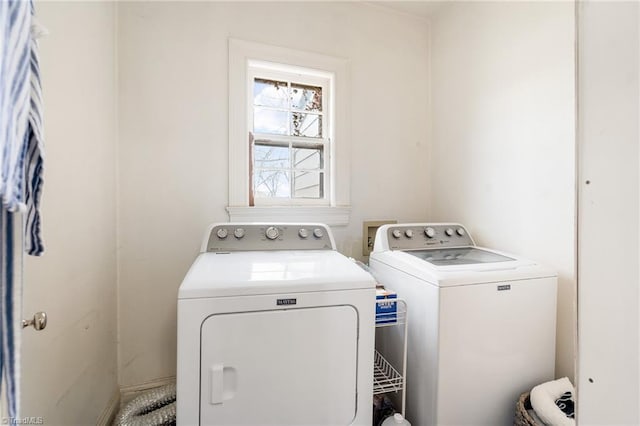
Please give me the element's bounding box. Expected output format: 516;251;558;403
577;2;639;424
21;2;118;424
429;2;576;380
117;1;430;387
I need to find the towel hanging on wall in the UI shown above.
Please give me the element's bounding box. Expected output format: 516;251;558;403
23;9;46;257
0;0;45;252
0;210;20;420
0;0;46;419
0;0;32;213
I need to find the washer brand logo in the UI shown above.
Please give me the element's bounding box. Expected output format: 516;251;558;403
497;285;511;291
277;298;297;306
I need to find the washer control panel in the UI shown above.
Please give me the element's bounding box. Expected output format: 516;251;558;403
385;223;473;250
205;223;335;252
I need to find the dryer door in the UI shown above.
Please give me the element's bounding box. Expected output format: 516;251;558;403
200;305;359;425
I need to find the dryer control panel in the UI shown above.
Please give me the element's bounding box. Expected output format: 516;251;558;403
203;223;335;252
374;223;474;252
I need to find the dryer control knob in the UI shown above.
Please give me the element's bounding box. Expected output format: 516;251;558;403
298;228;309;239
265;226;279;240
424;227;435;238
216;228;228;239
392;230;402;239
313;228;324;239
445;228;454;237
456;227;465;237
234;228;245;239
405;229;414;238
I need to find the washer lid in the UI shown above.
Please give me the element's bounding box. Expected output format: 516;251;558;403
370;248;556;287
178;250;375;299
406;247;515;266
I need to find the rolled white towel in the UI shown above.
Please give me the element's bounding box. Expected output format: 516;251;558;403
530;377;575;426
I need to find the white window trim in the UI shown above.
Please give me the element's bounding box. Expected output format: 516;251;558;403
228;38;351;225
249;66;331;205
225;205;351;226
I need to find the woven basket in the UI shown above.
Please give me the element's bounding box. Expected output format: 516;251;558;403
514;392;542;426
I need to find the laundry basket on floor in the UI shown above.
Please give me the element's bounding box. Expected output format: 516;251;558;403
514;392;543;426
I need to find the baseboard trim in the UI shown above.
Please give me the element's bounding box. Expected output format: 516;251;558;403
96;389;120;426
120;375;177;406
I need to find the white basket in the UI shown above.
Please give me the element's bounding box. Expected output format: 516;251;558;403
373;350;404;395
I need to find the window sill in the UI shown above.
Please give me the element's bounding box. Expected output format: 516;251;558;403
226;206;351;226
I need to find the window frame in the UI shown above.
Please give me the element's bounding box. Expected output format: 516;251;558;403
248;64;331;206
228;39;351;225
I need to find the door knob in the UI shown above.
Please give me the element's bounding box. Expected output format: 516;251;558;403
22;312;47;330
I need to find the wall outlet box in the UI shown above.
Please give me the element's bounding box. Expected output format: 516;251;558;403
363;220;397;256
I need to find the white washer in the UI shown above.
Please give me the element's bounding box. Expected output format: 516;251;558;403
177;223;375;425
369;223;557;426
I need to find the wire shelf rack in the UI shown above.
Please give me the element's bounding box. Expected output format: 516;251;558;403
373;297;408;415
373;349;404;395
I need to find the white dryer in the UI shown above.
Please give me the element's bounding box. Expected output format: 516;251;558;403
177;223;375;425
369;223;557;426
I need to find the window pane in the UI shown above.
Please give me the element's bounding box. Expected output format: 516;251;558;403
291;83;322;112
293;146;323;169
254;142;290;169
254;169;290;198
254;108;288;135
293;171;323;199
291;113;322;138
253;78;288;109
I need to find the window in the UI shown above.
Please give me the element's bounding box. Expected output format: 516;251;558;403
249;64;330;204
228;39;351;225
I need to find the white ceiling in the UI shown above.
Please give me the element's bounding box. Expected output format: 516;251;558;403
369;1;446;19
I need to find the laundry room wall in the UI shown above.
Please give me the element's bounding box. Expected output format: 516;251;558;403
428;2;576;381
117;2;430;388
22;1;118;424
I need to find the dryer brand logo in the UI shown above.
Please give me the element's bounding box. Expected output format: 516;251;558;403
277;298;297;306
497;285;511;291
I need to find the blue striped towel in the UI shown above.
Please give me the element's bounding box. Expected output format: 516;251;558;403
0;210;20;420
0;0;32;213
0;0;46;419
0;1;31;420
24;10;46;256
0;0;44;254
